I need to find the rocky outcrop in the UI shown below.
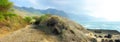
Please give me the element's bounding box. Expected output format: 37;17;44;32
34;15;93;42
0;15;93;42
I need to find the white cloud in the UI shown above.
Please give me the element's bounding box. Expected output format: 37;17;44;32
84;0;120;21
11;0;120;21
27;0;39;6
50;0;70;5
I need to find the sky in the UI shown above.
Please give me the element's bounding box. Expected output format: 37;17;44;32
10;0;120;21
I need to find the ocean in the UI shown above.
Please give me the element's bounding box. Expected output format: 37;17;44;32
78;22;120;32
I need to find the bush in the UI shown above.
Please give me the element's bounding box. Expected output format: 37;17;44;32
24;16;32;24
0;15;5;21
5;13;17;18
0;0;13;12
0;0;28;35
33;14;51;25
39;14;51;23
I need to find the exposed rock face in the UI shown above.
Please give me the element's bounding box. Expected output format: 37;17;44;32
88;29;120;42
35;15;92;42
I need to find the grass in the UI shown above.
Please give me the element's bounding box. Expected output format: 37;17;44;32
0;13;28;36
0;0;29;37
39;14;51;23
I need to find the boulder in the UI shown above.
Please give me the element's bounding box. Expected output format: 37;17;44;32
115;39;120;42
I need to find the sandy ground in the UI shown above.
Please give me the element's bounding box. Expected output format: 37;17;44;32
0;25;59;42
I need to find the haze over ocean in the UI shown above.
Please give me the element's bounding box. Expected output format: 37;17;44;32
79;22;120;32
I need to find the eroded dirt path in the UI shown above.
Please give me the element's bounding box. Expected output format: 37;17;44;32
0;25;58;42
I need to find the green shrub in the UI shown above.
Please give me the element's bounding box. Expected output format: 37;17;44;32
39;14;51;23
5;13;17;18
0;0;13;12
24;16;32;24
0;15;5;21
0;0;28;34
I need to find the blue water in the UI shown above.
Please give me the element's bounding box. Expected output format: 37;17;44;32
78;22;120;32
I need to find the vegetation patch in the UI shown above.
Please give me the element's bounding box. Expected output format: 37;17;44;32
33;14;51;25
0;0;28;35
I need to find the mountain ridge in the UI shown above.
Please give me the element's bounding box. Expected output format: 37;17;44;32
14;6;101;22
14;6;68;17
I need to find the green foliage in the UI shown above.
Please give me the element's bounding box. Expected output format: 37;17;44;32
0;0;13;12
32;16;39;20
0;14;5;21
4;13;17;18
7;13;17;16
39;14;51;23
0;13;17;21
24;16;32;24
0;0;28;34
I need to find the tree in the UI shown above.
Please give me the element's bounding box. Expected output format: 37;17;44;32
0;0;13;12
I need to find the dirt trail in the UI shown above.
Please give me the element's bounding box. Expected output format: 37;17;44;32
0;25;58;42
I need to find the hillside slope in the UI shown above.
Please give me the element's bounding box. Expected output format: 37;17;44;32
0;0;28;37
0;15;94;42
0;25;58;42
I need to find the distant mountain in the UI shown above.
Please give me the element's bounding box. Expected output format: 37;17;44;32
68;14;105;22
14;6;102;22
14;6;68;17
40;8;68;17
